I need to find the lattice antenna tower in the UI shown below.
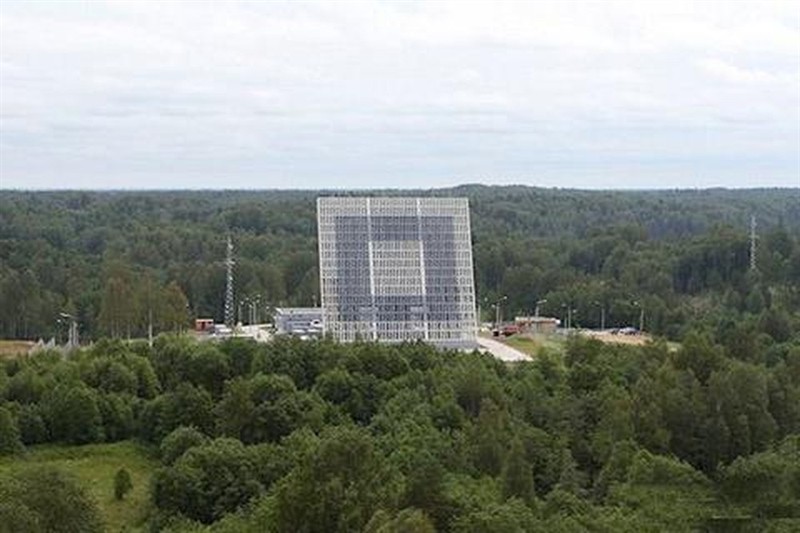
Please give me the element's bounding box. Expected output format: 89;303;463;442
224;235;235;326
750;215;757;271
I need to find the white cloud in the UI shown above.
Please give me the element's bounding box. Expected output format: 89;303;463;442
697;58;780;83
0;0;798;189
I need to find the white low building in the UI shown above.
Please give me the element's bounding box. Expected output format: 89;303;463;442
274;307;323;338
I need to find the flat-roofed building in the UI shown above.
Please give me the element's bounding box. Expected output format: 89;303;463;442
514;316;559;335
317;197;477;349
274;307;323;338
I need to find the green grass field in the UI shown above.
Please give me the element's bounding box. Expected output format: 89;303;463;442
500;334;567;357
0;441;158;532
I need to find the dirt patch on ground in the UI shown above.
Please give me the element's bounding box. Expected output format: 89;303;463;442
581;330;653;346
0;340;35;357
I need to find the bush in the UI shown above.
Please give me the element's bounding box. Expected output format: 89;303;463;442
113;468;133;500
160;426;209;465
0;466;103;533
0;405;23;455
153;438;263;523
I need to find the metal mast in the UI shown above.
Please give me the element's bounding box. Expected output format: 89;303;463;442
750;215;757;271
225;235;235;326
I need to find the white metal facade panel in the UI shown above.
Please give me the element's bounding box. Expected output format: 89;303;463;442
317;197;477;348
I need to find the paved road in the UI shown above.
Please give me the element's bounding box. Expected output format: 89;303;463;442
476;336;531;362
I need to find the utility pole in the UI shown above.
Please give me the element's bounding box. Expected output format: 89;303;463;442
148;308;153;347
594;301;605;330
224;236;235;327
750;215;757;271
633;300;644;332
241;297;249;325
478;297;488;325
146;277;154;347
493;296;507;329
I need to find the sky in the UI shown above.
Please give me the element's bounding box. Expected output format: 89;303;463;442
1;0;799;190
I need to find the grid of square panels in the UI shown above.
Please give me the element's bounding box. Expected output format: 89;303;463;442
317;197;477;348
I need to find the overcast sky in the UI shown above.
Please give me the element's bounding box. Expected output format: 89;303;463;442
1;1;798;190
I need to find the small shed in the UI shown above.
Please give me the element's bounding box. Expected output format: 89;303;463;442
195;318;215;332
514;316;559;335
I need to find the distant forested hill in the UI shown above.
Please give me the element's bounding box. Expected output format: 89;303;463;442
1;186;798;340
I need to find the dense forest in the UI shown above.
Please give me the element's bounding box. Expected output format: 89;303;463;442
1;187;799;341
0;187;799;531
1;334;799;531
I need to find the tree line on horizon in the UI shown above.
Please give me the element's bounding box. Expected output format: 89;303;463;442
0;186;798;342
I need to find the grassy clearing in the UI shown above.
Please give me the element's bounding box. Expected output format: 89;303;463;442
0;440;158;532
502;334;566;357
502;335;539;356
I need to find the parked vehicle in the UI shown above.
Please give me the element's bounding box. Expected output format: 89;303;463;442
501;324;520;336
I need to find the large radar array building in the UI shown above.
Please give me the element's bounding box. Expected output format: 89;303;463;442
317;197;478;349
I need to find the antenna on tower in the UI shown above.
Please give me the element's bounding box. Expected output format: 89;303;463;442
750;215;757;271
225;235;235;326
